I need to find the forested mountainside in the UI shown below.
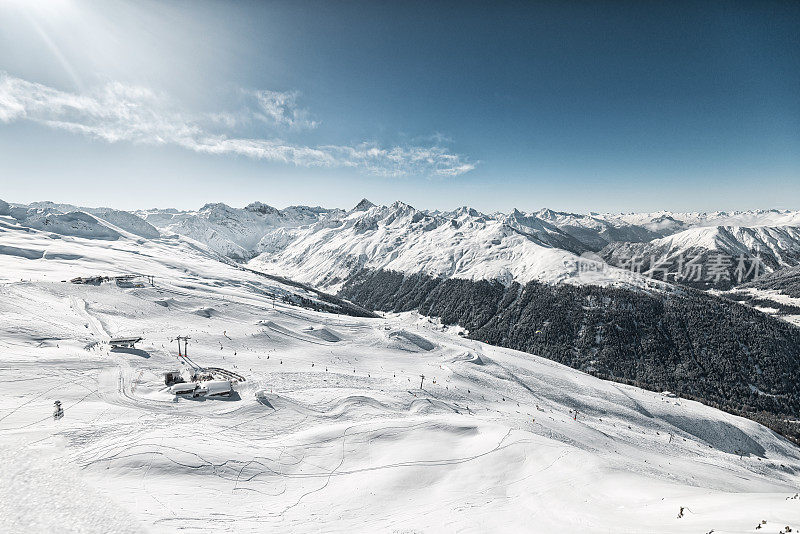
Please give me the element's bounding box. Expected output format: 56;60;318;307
340;269;800;442
743;265;800;299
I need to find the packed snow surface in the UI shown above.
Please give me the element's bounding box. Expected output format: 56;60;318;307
2;212;800;533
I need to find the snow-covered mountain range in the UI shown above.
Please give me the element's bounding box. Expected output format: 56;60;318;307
137;202;343;260
602;225;800;286
249;201;662;291
249;204;800;291
5;199;800;293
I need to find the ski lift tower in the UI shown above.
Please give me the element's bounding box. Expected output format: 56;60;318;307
173;335;204;377
175;335;190;359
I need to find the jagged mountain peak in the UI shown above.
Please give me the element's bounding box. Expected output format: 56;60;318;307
452;206;482;218
353;198;376;211
198;202;236;214
245;201;280;215
388;200;415;211
533;207;561;219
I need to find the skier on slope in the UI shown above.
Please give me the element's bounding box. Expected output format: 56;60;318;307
53;400;63;420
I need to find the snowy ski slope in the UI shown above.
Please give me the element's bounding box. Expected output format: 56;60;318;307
1;215;800;533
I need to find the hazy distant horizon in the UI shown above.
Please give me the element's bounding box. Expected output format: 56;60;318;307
4;195;800;218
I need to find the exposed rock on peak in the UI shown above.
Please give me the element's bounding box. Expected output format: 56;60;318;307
245;202;280;216
353;198;376;211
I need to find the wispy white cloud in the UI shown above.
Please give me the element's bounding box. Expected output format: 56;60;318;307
413;131;454;145
0;72;476;177
251;89;318;130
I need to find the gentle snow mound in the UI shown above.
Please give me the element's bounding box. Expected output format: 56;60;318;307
23;211;123;240
389;329;436;351
304;326;342;342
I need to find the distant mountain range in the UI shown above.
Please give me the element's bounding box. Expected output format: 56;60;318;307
6;199;800;293
131;201;800;292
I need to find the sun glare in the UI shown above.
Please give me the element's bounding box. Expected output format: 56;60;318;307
4;0;74;16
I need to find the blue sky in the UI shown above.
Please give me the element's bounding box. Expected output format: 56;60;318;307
0;0;797;213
